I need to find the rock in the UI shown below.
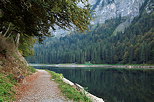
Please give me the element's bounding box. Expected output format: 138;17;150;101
74;83;85;92
62;78;74;86
87;93;104;102
89;0;145;24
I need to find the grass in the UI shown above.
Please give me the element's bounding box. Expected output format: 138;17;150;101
47;70;92;102
0;74;17;102
28;66;36;73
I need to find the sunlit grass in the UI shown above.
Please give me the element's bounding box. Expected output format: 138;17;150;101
47;70;92;102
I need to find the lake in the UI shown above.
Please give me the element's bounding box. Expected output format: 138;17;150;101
34;66;154;102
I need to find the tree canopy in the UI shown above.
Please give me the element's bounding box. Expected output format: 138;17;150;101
0;0;91;41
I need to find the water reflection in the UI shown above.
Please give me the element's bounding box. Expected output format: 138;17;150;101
35;67;154;102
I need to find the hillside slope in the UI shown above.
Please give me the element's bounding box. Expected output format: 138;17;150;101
0;36;30;75
0;35;35;101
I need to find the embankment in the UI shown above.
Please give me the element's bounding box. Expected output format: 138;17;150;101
0;35;36;101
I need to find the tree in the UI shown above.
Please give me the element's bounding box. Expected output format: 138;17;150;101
0;0;91;41
18;35;36;57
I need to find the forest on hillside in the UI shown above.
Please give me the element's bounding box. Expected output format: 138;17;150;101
27;1;154;64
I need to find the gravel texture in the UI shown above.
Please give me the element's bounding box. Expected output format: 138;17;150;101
15;70;70;102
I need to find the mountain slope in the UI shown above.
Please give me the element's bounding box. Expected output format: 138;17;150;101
53;0;146;37
90;0;145;24
27;0;154;64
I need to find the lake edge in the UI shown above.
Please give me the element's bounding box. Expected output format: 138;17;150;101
29;64;154;69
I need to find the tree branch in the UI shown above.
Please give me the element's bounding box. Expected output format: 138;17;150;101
3;23;11;37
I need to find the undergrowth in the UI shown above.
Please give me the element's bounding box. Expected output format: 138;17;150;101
0;66;36;102
47;70;92;102
28;66;36;73
0;74;17;102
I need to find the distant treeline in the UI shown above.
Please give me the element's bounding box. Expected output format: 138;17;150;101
27;3;154;64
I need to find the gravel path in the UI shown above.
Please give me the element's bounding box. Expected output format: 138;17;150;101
15;70;70;102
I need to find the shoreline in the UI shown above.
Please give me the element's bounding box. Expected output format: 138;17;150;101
47;70;104;102
29;64;154;69
62;77;104;102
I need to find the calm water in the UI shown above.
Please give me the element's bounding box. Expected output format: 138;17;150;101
35;66;154;102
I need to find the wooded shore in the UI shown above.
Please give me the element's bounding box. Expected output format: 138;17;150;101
29;64;154;69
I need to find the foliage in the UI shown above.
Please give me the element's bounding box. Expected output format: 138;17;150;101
0;0;92;57
0;74;17;102
47;70;92;102
0;0;91;41
18;35;36;57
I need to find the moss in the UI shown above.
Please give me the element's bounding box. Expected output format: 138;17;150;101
47;70;92;102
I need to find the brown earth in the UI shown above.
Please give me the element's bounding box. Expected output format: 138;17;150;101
0;35;29;76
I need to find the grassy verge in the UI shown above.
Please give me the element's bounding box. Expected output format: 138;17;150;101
47;70;92;102
28;66;37;73
0;74;17;102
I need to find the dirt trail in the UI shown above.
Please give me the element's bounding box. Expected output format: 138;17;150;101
15;70;70;102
